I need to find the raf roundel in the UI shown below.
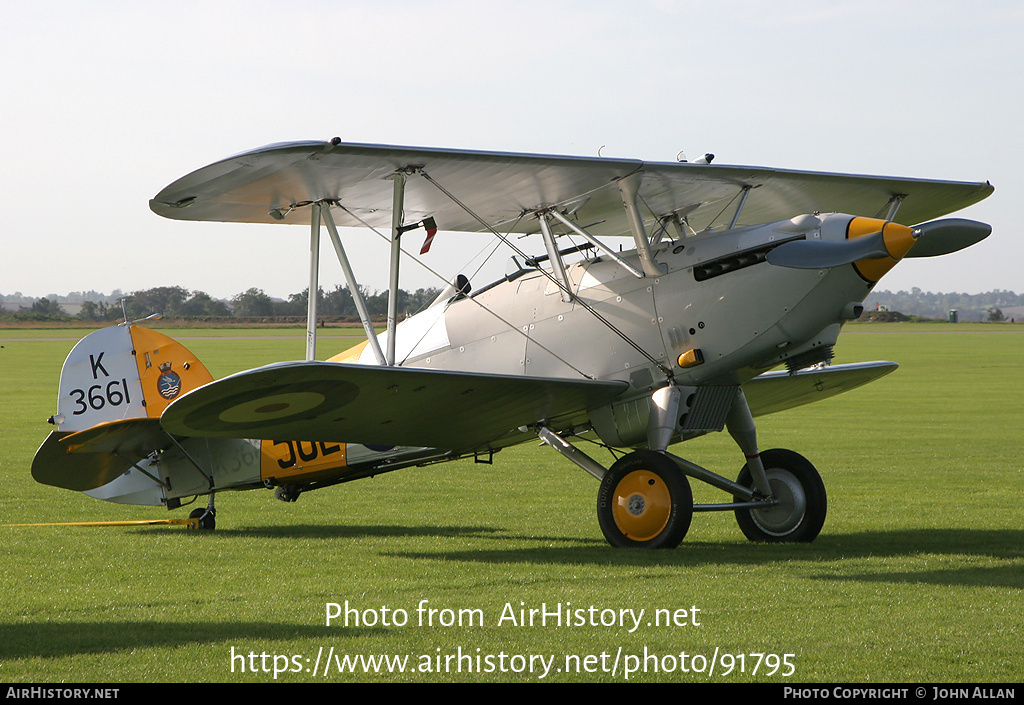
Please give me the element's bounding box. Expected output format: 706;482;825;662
217;391;327;424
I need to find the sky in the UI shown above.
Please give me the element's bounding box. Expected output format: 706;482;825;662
2;0;1021;302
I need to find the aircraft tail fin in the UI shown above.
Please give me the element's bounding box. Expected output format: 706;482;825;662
33;326;213;494
49;325;213;433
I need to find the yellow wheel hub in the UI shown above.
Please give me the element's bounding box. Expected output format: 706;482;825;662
611;469;672;541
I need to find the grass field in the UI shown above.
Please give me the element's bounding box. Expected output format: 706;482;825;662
1;324;1021;683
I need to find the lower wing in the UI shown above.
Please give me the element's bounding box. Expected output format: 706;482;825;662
160;361;628;453
743;361;898;417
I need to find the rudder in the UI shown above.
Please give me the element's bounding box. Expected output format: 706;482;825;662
51;325;213;432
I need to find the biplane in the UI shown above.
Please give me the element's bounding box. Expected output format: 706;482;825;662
32;139;993;547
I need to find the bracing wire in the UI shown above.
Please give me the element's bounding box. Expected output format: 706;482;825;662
329;203;594;379
418;171;674;380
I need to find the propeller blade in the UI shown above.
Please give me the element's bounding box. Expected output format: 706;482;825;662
766;231;888;269
906;218;991;258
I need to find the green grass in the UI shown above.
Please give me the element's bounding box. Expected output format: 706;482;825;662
1;325;1021;682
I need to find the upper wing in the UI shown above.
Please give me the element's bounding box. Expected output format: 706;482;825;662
742;361;898;417
159;361;628;452
639;162;993;231
150;140;993;238
150;140;641;234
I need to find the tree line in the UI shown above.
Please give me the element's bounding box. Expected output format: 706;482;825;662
6;286;1022;323
863;288;1024;322
2;285;442;322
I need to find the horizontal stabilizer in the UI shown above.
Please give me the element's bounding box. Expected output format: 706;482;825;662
743;361;898;417
160;361;628;452
31;432;138;491
60;418;170;456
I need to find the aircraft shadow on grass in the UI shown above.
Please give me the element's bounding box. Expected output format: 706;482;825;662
0;621;351;661
379;528;1024;587
123;524;1021;578
128;523;507;541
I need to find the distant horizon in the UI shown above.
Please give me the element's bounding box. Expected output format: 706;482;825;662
3;283;1022;304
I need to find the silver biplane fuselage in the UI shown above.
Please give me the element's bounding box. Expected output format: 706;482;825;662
357;212;872;448
410;214;861;386
32;140;993;546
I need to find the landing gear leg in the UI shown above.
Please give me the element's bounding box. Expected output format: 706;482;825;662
725;388;772;496
597;385;694;548
188;494;216;530
726;389;826;542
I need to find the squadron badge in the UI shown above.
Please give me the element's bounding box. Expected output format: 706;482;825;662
157;361;182;400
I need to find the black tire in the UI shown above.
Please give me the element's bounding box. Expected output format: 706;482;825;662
597;451;693;548
733;449;826;542
188;507;216;531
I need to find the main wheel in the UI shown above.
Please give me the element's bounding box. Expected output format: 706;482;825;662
597;451;693;548
733;449;825;542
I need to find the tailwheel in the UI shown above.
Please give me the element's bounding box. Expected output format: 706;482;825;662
597;450;693;548
733;449;826;542
188;507;216;530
